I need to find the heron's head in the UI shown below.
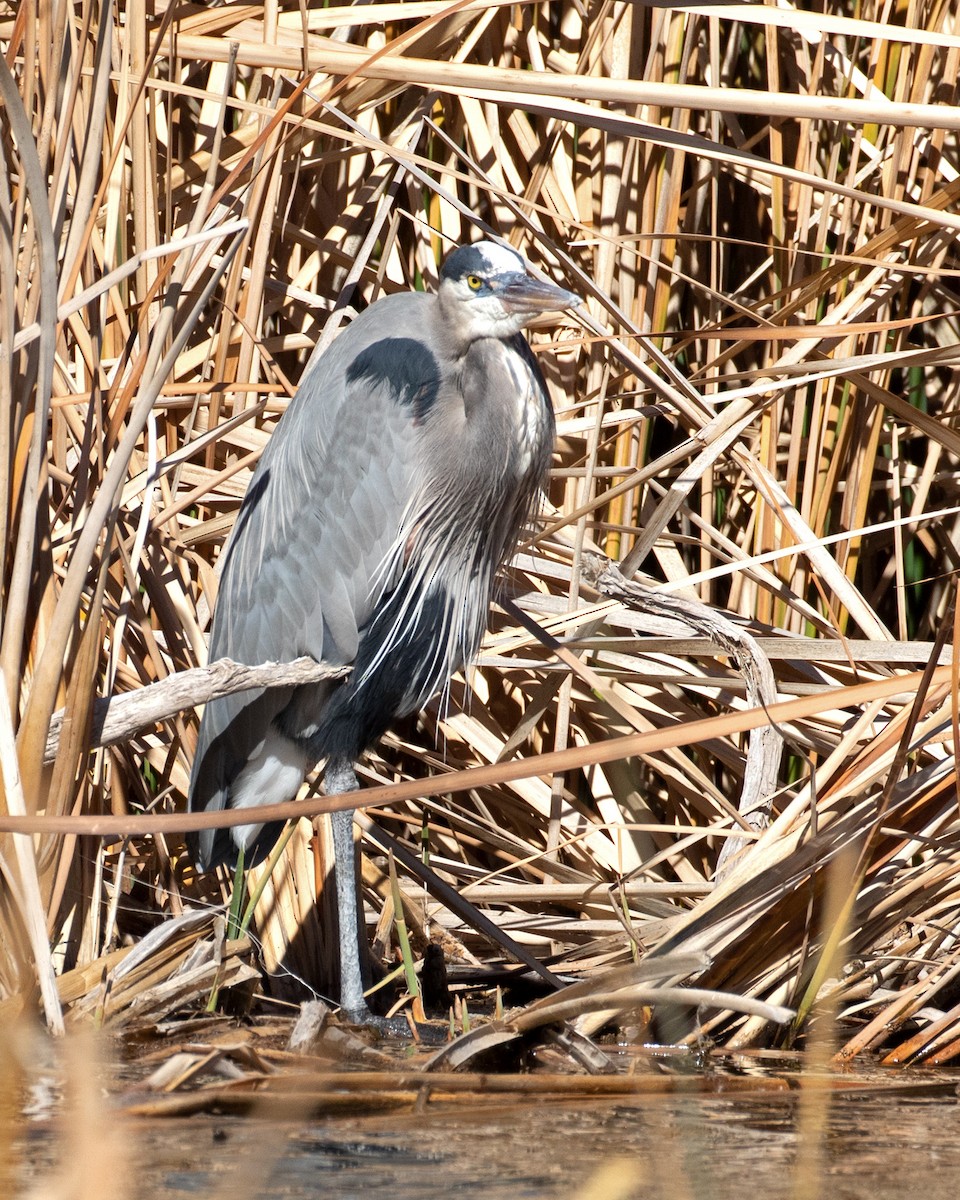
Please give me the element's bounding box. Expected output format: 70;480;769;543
438;241;580;343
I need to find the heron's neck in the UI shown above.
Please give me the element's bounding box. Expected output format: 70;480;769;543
437;295;527;356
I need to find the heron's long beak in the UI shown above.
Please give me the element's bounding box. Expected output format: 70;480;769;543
498;273;582;315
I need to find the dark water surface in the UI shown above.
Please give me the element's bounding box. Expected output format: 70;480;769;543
116;1080;960;1199
11;1032;960;1200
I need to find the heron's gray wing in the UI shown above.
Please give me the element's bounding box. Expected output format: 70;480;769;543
187;294;438;869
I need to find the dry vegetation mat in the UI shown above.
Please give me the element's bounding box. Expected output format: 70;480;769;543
1;0;959;1073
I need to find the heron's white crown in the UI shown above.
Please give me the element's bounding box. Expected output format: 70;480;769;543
469;241;526;275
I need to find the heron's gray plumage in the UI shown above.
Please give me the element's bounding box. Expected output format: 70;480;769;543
187;240;578;1016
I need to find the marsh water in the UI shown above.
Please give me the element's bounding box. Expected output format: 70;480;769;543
19;1065;960;1199
123;1087;960;1199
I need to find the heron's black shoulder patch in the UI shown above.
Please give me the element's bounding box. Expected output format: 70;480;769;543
346;337;440;418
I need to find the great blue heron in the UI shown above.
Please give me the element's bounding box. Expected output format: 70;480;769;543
187;240;579;1023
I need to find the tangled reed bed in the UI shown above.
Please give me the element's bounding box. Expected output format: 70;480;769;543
0;1;959;1077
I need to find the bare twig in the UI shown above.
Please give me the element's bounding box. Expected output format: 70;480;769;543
43;657;348;763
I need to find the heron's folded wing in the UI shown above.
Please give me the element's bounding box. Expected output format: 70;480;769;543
187;296;435;868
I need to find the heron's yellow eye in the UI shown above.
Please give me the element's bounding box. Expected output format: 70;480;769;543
466;274;484;291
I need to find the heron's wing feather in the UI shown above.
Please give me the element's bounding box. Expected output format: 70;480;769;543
187;295;436;868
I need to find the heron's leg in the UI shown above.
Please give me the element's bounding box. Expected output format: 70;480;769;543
331;808;373;1019
325;760;373;1022
325;760;418;1036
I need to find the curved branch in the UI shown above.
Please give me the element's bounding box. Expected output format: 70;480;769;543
585;558;783;880
44;657;348;763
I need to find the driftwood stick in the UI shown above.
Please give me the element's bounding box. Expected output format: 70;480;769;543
44;657;348;764
584;558;783;880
